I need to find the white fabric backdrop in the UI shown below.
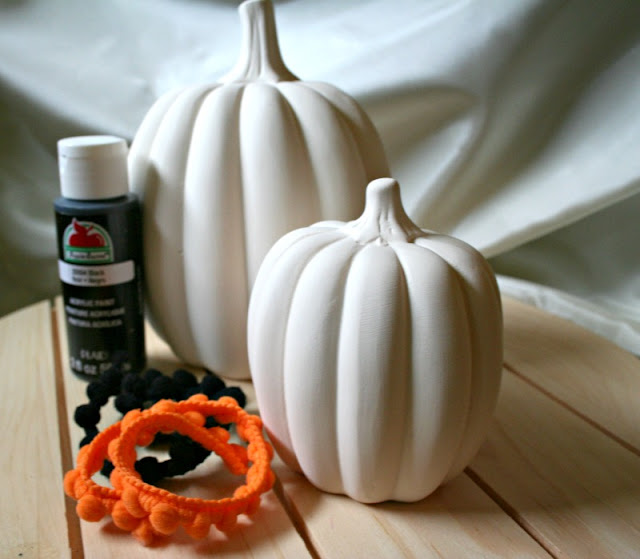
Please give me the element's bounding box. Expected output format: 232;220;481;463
1;0;639;353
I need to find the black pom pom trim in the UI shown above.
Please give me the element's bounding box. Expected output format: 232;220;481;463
114;392;143;415
74;365;247;485
121;374;146;398
199;374;226;398
216;386;247;409
173;368;198;390
99;366;123;392
86;381;111;407
74;402;101;430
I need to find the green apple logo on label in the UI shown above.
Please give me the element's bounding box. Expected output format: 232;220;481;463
63;218;114;264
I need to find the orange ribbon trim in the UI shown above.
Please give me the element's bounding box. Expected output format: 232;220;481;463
64;394;275;545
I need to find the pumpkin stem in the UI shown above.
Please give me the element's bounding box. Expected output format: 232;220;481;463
346;178;424;244
220;0;298;84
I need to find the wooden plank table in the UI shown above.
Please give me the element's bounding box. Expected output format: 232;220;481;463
1;296;639;558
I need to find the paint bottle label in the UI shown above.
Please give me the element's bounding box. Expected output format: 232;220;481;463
54;136;145;378
54;204;145;376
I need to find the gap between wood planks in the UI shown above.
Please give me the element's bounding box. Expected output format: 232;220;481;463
51;303;85;559
272;475;322;559
503;362;640;459
466;359;640;559
53;295;636;559
463;466;559;559
463;364;564;559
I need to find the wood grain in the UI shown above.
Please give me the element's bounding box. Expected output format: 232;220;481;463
469;371;640;558
502;297;640;455
4;294;637;558
55;298;310;558
0;302;70;559
276;459;552;558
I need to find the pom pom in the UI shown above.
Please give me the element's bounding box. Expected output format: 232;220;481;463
187;393;208;403
74;403;101;430
73;476;88;499
135;456;164;485
100;459;114;478
100;366;123;392
216;386;247;409
149;431;172;446
209;426;231;443
112;500;140;531
76;493;107;522
122;486;147;518
199;374;225;398
184;411;206;427
152;400;177;414
148;375;179;401
121;409;142;431
167;438;209;476
215;511;238;532
79;428;99;447
110;467;125;490
142;367;163;386
66;397;274;544
121;373;146;398
184;512;211;539
167;437;196;462
149;503;180;535
172;368;198;390
114;392;143;414
184;386;201;398
77;444;91;464
136;429;155;448
132;518;155;546
63;470;80;498
86;381;111;406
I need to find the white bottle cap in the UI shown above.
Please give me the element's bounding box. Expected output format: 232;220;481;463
57;135;129;200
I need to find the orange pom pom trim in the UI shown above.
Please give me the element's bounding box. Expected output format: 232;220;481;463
63;422;123;520
63;394;275;545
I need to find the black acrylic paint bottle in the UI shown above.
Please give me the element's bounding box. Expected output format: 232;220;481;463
54;136;145;377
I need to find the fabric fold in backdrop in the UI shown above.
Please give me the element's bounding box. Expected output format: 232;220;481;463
1;0;639;353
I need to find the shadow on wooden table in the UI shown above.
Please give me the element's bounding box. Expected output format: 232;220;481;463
466;366;640;556
85;460;299;555
80;298;639;557
92;493;288;554
273;357;640;558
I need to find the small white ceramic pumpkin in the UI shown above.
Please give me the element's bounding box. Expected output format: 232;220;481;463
128;0;389;379
248;178;503;503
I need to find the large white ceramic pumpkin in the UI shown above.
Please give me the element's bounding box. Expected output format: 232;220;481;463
248;178;503;503
128;0;389;379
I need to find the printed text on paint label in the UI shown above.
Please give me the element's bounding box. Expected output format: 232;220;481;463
58;260;135;287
